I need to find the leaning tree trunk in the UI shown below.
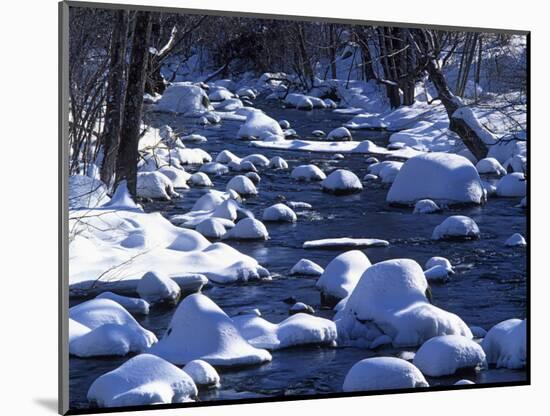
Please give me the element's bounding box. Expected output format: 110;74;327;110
100;10;129;188
115;11;152;197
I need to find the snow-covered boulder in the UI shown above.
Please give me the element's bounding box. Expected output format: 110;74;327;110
289;302;315;315
342;357;429;392
413;335;486;377
96;292;150;315
312;130;325;137
290;259;324;276
237;110;285;141
155;83;213;115
286;201;313;210
245;172;261;185
496;173;527;197
363;173;378;181
379;161;403;184
326;127;352;141
226;175;258;196
476;157;506;175
69;299;157;357
87;354;197;407
172;148;212;165
200;162;229;176
158;166;191;188
137;271;181;305
335;259;472;347
291;164;326;181
241;154;270;168
215;98;243;111
505;233;526;247
149;294;271;366
223;218;269;240
180;134;207;143
262;203;297;222
189;172;213;187
137;171;179;200
268;156;288;170
425;257;453;271
455;379;475;385
208;87;233;102
69;175;110;209
482;319;526;369
236;87;256;99
413;199;440;214
316;250;371;305
321;169;363;195
196;218;228;239
432;215;480;240
424;265;454;282
233;313;337;350
387;153;485;205
182;360;220;388
215;150;240;164
285;93;313;110
279;120;290;129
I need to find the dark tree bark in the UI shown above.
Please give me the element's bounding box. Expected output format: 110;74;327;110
328;24;337;79
100;10;129;188
378;27;401;108
115;11;152;196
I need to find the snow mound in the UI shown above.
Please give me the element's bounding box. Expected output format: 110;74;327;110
158;166;190;188
476;157;507;175
379;161;403;184
413;335;486;377
496;173;526;197
155;83;212;115
172;148;212;165
196;218;229;239
321;169;363;194
303;238;389;249
387;153;485;205
233;313;337;350
87;354;197;407
149;294;271;366
137;171;179;200
290;302;315;315
96;292;150;315
181;134;207;143
424;265;454;282
290;259;324;276
316;250;371;302
237;110;284;141
69;299;157;357
241;154;270;168
137;271;180;305
327;127;352;141
245;172;261;185
343;357;429;392
481;319;526;369
505;233;526;247
262;203;297;222
291;164;326;181
200;162;229;176
208;87;233;102
432;215;480;240
268;156;288;170
226;175;258;196
182;360;220;388
413;199;440;214
69;175;110;209
335;259;472;347
285;93;314;110
215;150;240;164
279;119;290;129
189;172;213;187
425;256;453;270
223;218;269;240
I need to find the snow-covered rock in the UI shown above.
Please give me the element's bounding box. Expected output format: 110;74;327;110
321;169;363;194
335;259;472;347
285;93;314;110
425;256;452;270
379;161;403;184
200;162;229;176
312;130;325;137
137;271;180;305
268;156;288;170
155;83;213;115
172;148;212;165
496;173;527;197
413;199;440;214
215;98;243;111
69;175;110;209
223;218;269;240
149;294;271;366
432;215;480;240
279;119;290;129
237;110;285;141
215;150;240;164
327;127;352;141
233;313;336;350
413;335;486;377
289;302;315;315
245;172;261;185
208;87;233;102
137;171;179;200
387;153;485;205
182;360;220;388
189;172;213;187
291;164;326;181
286;201;313;210
241;154;270;168
342;357;429;392
236;87;256;99
424;265;454;282
158;166;191;188
69;299;157;357
303;238;389;249
505;233;526;247
363;173;378;181
196;218;228;239
290;259;324;276
316;250;371;303
180;134;207;143
482;319;526;369
226;175;258;196
87;354;197;407
476;157;507;175
454;379;475;385
96;292;150;315
262;203;297;222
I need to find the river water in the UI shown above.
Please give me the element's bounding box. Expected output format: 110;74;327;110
69;101;527;410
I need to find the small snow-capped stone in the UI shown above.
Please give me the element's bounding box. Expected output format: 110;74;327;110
245;171;261;185
223;218;269;240
241;154;270;168
158;166;190;188
312;130;325;137
181;134;207;143
226;175;258;196
286;201;313;210
321;169;363;194
137;171;179;200
196;218;228;239
454;379;475;385
290;259;324;276
424;265;453;282
200;162;229;176
333;153;345;160
432;215;480;240
482;319;526;369
327;127;352;141
496;173;526;197
289;302;315;315
137;271;180;305
291;164;326;181
505;233;526;247
189;172;213;187
365;157;379;164
363;173;378;181
262;203;297;222
278;119;290;129
215;150;240;164
413;199;440;214
268;156;288;169
95;292;150;315
182;359;220;388
476;157;507;175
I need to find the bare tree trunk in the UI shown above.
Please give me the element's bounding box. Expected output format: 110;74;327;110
100;10;129;188
115;11;152;196
329;24;337;79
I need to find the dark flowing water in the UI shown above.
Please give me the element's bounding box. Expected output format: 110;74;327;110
69;101;527;410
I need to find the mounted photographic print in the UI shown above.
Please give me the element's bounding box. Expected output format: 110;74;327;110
59;1;529;414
